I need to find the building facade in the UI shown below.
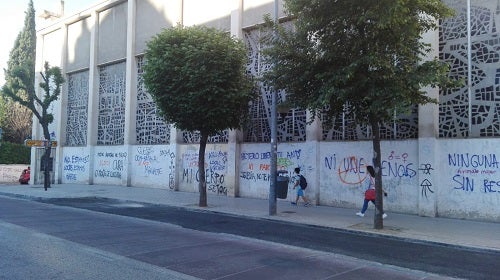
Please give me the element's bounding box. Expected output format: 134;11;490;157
32;0;500;222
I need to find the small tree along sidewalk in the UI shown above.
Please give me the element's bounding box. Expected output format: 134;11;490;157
143;25;255;207
2;62;64;191
263;0;460;229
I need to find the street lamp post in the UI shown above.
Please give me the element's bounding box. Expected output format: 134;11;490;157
270;93;277;215
269;0;279;216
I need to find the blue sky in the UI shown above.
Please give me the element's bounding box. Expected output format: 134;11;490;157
0;0;97;85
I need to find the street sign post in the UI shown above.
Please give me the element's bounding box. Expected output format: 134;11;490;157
24;139;57;147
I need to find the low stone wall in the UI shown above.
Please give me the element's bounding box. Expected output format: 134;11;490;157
0;164;28;184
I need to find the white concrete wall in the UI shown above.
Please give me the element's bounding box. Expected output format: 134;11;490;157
67;17;92;72
243;0;284;28
93;146;128;186
98;2;127;64
61;147;91;184
437;139;500;221
39;28;63;142
0;165;27;183
239;142;318;201
129;145;176;189
135;0;180;54
183;0;231;29
178;144;229;195
52;138;500;221
319;141;419;214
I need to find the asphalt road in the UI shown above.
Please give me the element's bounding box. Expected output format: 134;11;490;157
1;196;497;279
0;220;196;280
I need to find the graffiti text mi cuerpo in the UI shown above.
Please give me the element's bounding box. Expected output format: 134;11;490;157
240;149;301;182
324;152;417;185
449;153;500;193
182;150;227;185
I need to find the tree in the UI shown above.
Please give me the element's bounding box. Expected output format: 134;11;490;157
0;96;32;142
1;0;36;143
143;25;255;207
263;0;457;229
2;62;64;190
7;0;36;75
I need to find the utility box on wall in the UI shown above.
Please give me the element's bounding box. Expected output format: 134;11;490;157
40;155;54;172
34;148;55;184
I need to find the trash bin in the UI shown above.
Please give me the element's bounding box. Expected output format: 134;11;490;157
276;170;289;199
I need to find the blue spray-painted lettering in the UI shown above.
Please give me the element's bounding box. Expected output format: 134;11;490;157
483;179;500;193
324;155;336;170
381;161;416;178
448;153;499;169
453;174;474;192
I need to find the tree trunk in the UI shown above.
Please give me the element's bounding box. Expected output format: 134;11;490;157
198;132;208;207
370;119;384;230
42;125;51;191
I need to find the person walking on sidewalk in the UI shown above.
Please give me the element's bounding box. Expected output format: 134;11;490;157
291;167;311;207
356;165;387;218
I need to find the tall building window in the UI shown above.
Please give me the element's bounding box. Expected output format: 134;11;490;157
136;56;170;144
440;0;500;137
243;26;307;143
321;105;418;141
65;70;89;146
97;62;126;145
182;130;229;143
243;24;416;142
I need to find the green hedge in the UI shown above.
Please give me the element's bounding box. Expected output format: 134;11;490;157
0;141;31;164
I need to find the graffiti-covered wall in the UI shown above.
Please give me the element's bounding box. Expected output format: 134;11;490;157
239;143;317;200
93;146;128;186
62;147;91;184
130;145;176;189
54;139;500;221
438;139;500;221
0;165;27;183
31;0;500;222
320;141;419;214
178;144;229;196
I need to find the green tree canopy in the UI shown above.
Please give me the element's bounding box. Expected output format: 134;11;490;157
0;95;32;142
263;0;457;228
0;0;36;143
6;0;36;78
144;25;255;206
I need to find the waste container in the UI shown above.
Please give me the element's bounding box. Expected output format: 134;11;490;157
276;170;289;199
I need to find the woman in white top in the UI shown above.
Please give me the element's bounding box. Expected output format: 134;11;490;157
356;165;387;218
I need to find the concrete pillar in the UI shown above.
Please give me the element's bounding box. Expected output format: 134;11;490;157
86;10;100;184
417;27;440;217
306;111;321;205
172;126;182;191
54;23;69;183
125;0;137;186
30;34;45;184
226;130;242;197
224;0;244;197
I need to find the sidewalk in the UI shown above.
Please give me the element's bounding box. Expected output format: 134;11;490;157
1;183;499;252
